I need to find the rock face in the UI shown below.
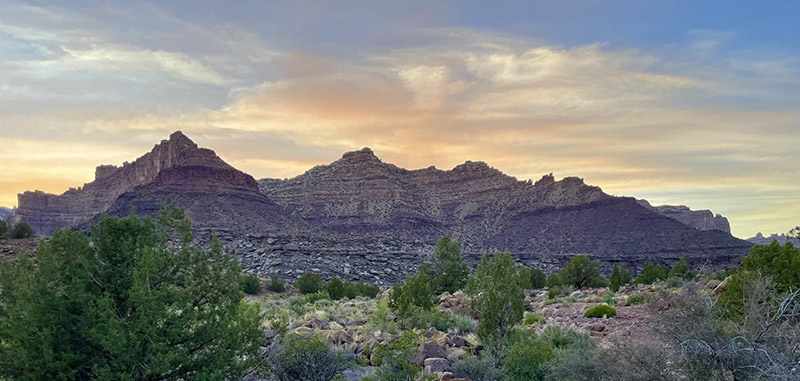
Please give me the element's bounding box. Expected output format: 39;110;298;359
747;232;799;246
0;207;12;221
14;132;752;284
637;200;731;233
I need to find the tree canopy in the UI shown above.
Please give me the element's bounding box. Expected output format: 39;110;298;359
0;208;263;380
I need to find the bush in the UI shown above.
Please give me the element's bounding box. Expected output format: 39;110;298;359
305;290;329;304
366;331;422;381
625;292;648;305
634;262;669;285
670;257;694;280
584;304;616;318
741;240;800;291
449;312;478;333
390;269;434;317
503;336;554;381
326;276;345;300
523;312;544;325
267;333;353;380
547;285;569;300
0;220;6;238
295;271;324;294
545;272;561;287
558;255;606;289
0;209;263;380
9;221;33;239
268;276;286;292
452;355;506;381
608;263;632;292
343;281;380;299
469;252;525;343
241;273;260;295
519;265;547;289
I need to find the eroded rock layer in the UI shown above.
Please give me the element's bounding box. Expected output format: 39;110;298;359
14;132;751;284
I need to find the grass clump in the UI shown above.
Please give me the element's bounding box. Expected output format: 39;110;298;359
584;304;617;318
625;292;648;305
268;276;286;292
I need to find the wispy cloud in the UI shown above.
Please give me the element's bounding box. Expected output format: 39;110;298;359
0;3;798;238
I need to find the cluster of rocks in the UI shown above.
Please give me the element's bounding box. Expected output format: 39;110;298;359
637;199;732;233
11;131;752;284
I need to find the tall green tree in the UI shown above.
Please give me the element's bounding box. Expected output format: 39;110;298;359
608;263;631;292
468;252;525;343
558;255;606;289
430;236;470;294
0;209;263;380
670;257;693;280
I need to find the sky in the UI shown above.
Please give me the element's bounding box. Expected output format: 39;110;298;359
0;1;799;238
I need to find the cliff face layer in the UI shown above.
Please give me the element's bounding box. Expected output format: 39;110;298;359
636;200;731;233
15;133;751;284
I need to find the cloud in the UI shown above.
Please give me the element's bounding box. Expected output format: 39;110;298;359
0;6;797;238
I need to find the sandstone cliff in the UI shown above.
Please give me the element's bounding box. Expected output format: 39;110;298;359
13;133;751;284
747;232;800;246
637;200;731;233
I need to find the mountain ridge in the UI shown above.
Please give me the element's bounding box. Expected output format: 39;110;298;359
13;132;751;284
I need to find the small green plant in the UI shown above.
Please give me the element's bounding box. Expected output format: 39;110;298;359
626;292;648;305
584;304;617;318
523;312;544;325
602;291;616;305
268;276;286;292
449;312;478;333
240;273;260;295
304;290;329;303
9;221;33;239
547;285;569;299
294;271;324;294
366;331;422;381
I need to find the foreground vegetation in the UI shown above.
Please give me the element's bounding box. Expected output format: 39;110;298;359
1;210;798;380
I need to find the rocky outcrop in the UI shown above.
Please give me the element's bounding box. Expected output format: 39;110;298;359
13;133;752;285
0;207;13;221
747;232;799;246
637;200;731;233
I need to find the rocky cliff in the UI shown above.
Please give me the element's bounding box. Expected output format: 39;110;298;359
14;133;752;284
747;232;799;246
0;207;12;220
637;200;731;233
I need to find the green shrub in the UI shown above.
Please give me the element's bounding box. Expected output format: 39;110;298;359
294;271;324;294
523;312;544;325
344;281;380;299
545;272;562;287
741;240;800;291
547;285;569;300
390;269;434;317
267;333;353;380
305;290;329;304
240;273;260;295
326;276;345;300
601;291;616;305
452;355;506;381
369;298;397;334
670;257;694;280
608;263;632;292
502;336;554;381
0;220;7;239
449;312;478;333
268;276;286;292
529;267;546;289
634;262;669;285
470;252;525;343
366;331;422;381
625;292;648;305
9;222;33;239
0;210;263;380
558;256;606;289
584;304;617;318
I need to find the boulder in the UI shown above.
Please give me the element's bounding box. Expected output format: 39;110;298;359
414;342;447;365
423;357;450;373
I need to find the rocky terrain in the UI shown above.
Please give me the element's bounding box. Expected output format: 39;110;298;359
637;200;731;233
747;232;800;246
13;132;752;284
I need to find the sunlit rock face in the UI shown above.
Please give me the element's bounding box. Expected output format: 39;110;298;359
14;132;751;284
